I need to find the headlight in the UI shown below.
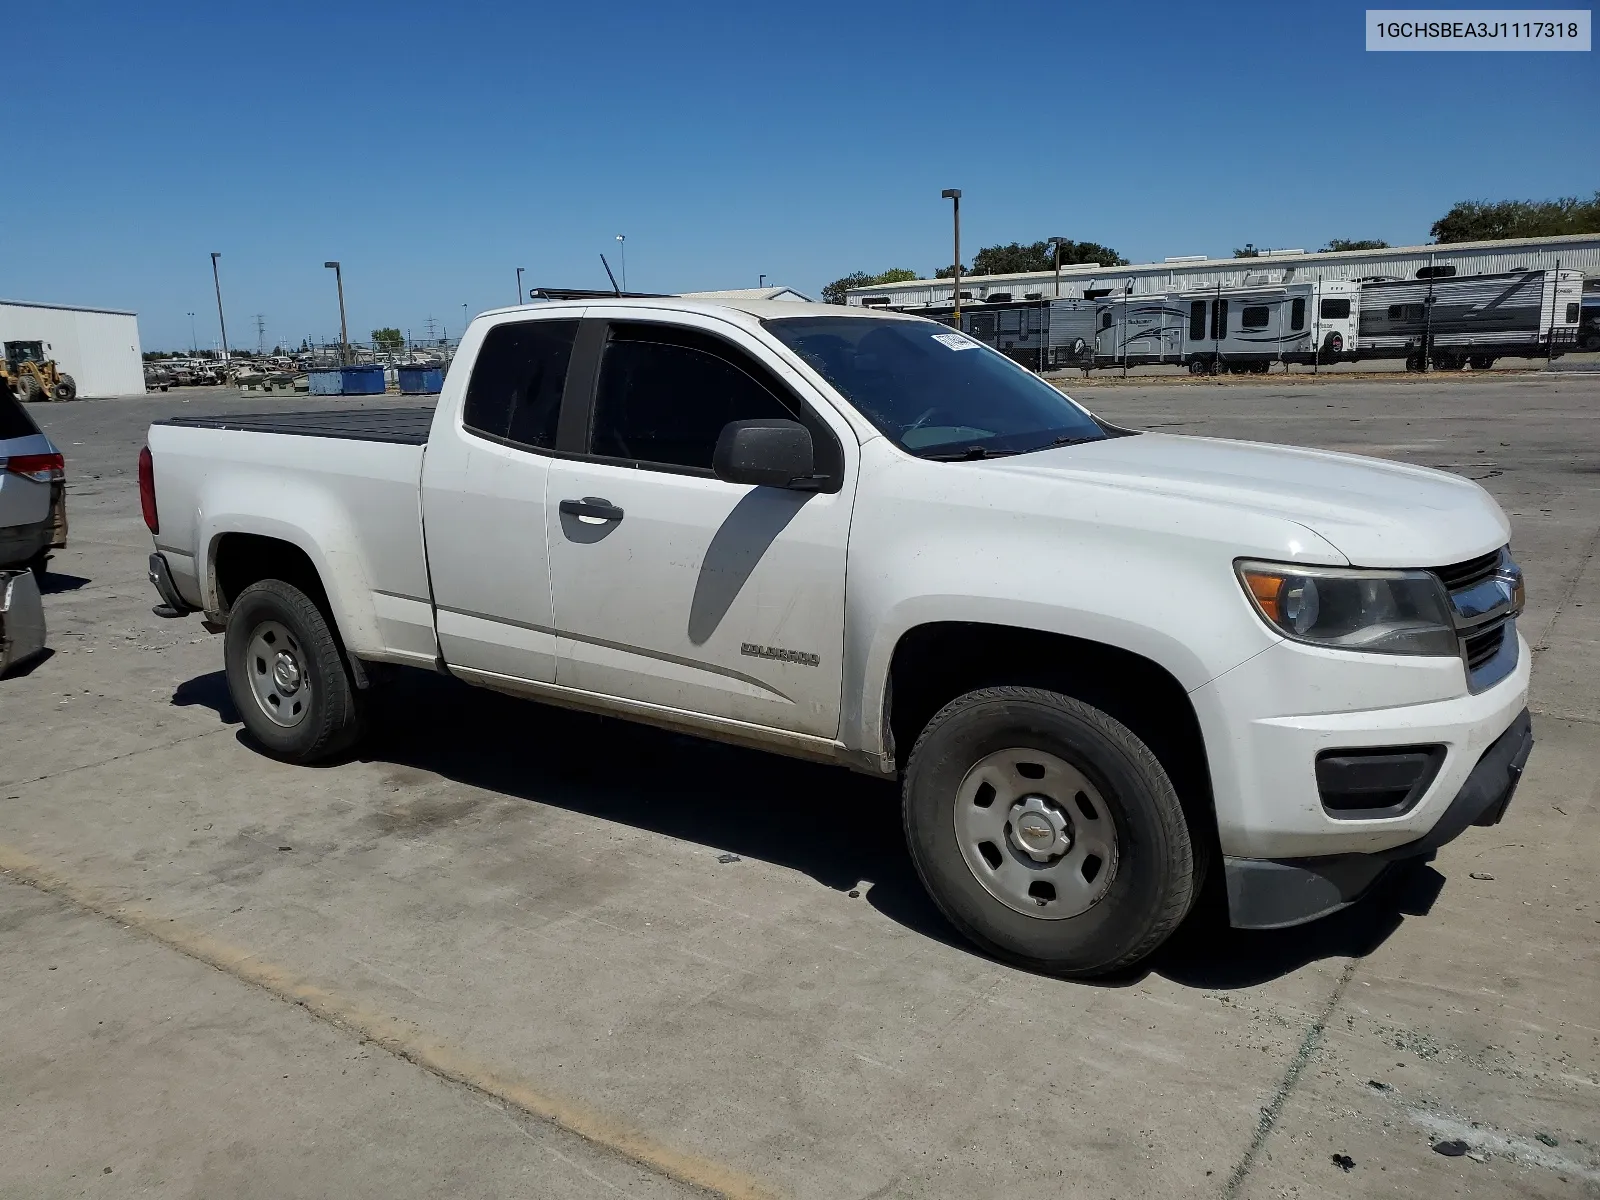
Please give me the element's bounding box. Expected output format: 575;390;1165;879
1236;561;1457;656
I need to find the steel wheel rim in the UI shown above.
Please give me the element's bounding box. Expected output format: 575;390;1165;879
953;747;1118;919
245;620;310;729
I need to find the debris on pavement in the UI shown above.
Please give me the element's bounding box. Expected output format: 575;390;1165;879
716;853;740;864
1331;1153;1355;1171
1469;871;1495;880
1433;1139;1470;1157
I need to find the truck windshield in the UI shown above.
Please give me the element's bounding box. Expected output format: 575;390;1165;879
764;316;1111;458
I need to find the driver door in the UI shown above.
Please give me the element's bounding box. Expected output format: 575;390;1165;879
545;313;856;739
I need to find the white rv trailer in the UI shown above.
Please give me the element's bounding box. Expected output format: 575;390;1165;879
1352;268;1584;369
1089;279;1359;372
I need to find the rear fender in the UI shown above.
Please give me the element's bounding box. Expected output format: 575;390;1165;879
199;498;382;658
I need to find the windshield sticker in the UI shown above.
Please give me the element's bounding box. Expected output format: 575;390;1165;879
931;332;981;351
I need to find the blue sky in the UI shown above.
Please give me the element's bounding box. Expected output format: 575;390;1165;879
6;1;1595;351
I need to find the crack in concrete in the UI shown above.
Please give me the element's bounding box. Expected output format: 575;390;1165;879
1221;958;1360;1198
0;845;776;1200
1535;523;1600;652
4;726;228;792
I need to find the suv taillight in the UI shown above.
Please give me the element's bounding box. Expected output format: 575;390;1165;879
138;445;158;533
2;451;64;483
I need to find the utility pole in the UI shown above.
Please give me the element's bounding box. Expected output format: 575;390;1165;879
187;311;197;355
324;262;349;365
759;274;766;289
1048;236;1068;297
941;190;962;323
254;314;266;356
210;253;230;362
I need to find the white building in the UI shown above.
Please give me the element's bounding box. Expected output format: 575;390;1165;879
844;233;1600;308
678;286;812;302
0;299;145;398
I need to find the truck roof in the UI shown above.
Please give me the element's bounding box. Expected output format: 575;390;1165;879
476;297;929;324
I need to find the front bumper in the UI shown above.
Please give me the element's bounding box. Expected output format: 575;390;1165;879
1224;708;1533;928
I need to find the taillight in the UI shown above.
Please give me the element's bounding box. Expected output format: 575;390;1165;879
138;445;159;534
1;451;65;483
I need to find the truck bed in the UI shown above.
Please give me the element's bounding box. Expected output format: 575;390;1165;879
156;406;435;446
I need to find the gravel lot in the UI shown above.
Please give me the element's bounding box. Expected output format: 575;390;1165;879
2;376;1597;1198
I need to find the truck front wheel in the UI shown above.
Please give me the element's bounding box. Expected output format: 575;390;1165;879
224;579;364;764
903;687;1197;977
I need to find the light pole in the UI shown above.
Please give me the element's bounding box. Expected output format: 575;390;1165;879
1047;236;1069;297
324;261;348;365
615;234;626;291
516;267;525;305
210;253;230;362
941;189;962;322
759;274;766;289
187;312;196;355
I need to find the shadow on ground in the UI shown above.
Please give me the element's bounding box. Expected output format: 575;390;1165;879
36;571;90;595
173;666;1437;989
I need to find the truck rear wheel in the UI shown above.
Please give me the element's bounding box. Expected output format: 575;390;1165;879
902;687;1197;977
224;578;363;764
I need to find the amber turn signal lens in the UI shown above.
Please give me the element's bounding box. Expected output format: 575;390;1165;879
1242;570;1286;622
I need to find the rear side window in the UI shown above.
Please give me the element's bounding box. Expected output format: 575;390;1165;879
0;389;41;440
1319;298;1351;320
1290;298;1306;330
1188;300;1206;340
1241;305;1270;330
590;325;800;472
462;319;578;449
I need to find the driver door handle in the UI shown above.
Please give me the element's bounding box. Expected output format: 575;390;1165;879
559;496;624;522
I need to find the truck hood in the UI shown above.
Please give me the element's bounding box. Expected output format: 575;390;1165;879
982;432;1509;567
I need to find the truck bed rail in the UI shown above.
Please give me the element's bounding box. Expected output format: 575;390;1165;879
156;406;435;446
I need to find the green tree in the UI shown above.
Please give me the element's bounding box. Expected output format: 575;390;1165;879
1321;238;1390;252
371;327;405;353
1431;193;1600;243
820;268;918;305
938;239;1128;278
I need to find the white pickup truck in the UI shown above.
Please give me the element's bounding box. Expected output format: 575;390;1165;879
141;298;1532;976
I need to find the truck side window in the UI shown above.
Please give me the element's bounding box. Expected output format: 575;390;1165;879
462;319;579;450
1290;298;1306;330
590;325;801;472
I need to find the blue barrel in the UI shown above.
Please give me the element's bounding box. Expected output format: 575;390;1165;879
307;368;343;396
398;365;445;394
341;365;386;395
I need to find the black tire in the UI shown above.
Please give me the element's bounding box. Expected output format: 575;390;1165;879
224;578;363;764
903;686;1197;977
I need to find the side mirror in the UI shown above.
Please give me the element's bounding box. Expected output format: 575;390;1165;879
713;419;816;489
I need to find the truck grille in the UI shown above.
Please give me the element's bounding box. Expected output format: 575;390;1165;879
1433;550;1501;593
1430;546;1519;692
1463;623;1506;672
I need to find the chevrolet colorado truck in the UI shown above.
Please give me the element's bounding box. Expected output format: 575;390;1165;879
140;298;1533;976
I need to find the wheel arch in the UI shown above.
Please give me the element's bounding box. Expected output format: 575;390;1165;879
205;526;380;666
882;620;1216;844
